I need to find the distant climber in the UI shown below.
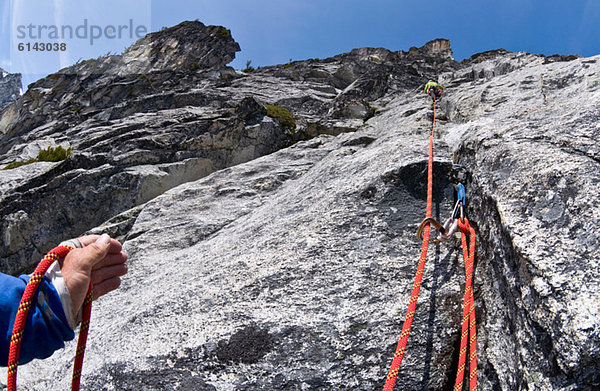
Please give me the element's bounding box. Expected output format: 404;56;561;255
424;81;444;101
0;234;127;365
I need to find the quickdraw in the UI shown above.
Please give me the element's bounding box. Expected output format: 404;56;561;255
383;94;478;391
417;183;467;245
7;245;93;391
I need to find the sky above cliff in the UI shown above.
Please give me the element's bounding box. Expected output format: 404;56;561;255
1;0;600;89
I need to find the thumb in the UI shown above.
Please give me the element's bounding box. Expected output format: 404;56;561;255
79;233;111;269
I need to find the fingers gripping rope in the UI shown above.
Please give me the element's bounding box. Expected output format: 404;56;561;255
7;246;93;391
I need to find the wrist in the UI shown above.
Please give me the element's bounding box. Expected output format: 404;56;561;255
44;261;81;329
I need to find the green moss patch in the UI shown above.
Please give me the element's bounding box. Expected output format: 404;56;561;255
265;104;296;132
3;145;72;170
218;28;231;39
37;145;72;162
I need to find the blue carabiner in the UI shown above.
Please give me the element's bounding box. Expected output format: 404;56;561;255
457;183;466;206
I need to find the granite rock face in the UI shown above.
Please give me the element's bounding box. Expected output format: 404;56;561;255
0;68;21;112
0;22;599;391
0;22;456;275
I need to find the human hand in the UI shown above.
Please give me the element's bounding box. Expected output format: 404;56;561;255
59;234;128;319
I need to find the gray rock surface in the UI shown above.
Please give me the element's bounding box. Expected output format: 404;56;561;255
0;23;454;276
0;22;599;391
0;68;21;112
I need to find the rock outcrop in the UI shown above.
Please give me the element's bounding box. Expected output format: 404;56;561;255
0;68;21;112
0;21;598;391
0;22;456;276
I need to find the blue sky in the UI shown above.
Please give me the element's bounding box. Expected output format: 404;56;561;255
2;0;600;90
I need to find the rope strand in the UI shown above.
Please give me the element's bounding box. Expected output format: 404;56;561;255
383;98;436;391
455;219;477;391
383;95;478;391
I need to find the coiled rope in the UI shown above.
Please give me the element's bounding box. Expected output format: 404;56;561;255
383;96;477;391
7;245;93;391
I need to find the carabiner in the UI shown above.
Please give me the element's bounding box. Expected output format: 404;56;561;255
417;217;447;242
450;183;466;220
457;183;466;206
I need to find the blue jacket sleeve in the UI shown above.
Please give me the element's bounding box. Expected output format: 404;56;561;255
0;273;75;366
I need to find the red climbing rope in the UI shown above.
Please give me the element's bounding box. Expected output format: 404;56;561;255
455;218;477;391
383;98;436;391
383;96;478;391
7;245;93;391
